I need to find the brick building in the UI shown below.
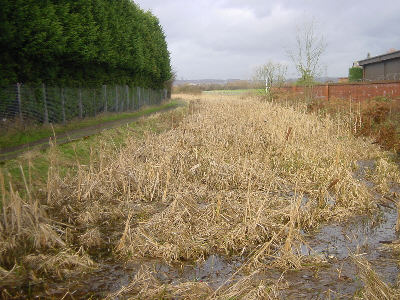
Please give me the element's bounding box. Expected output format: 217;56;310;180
358;50;400;81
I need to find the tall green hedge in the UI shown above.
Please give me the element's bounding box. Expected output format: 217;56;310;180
0;0;171;88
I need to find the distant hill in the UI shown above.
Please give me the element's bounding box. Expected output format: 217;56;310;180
173;79;242;86
279;77;340;84
318;77;340;83
174;77;340;86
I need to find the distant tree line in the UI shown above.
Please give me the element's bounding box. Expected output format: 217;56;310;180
0;0;171;88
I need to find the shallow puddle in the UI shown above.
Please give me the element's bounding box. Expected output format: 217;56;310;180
45;255;243;298
48;205;398;299
276;160;400;298
279;204;399;299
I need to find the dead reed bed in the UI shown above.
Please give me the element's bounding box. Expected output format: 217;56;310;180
304;95;400;153
1;93;399;297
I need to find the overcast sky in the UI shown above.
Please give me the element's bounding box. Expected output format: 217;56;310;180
135;0;400;80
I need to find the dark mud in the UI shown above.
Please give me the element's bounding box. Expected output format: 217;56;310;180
45;160;399;299
44;256;242;298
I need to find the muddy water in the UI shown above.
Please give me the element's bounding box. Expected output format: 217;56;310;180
278;160;400;298
47;160;400;299
61;204;398;299
281;205;399;299
45;255;243;298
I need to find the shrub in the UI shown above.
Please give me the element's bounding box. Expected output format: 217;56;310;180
349;67;363;82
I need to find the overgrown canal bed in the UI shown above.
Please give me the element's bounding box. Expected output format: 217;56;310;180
1;94;400;299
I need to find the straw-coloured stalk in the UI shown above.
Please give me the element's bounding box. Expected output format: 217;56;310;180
352;254;400;299
1;94;399;296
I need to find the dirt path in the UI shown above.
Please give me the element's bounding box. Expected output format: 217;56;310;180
0;103;182;162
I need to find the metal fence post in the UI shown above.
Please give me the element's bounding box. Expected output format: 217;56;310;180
61;87;66;124
126;85;129;111
16;83;22;121
104;84;107;113
138;87;141;108
115;85;119;112
131;85;134;110
42;83;49;124
79;87;83;118
93;89;96;117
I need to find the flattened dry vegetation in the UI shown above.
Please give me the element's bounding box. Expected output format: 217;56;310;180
1;94;400;298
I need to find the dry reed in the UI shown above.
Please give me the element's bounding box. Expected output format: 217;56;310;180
352;254;400;299
1;94;399;297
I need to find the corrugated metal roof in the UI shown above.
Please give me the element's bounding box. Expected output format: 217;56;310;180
359;50;400;66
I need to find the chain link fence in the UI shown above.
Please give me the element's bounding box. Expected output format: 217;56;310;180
0;83;168;125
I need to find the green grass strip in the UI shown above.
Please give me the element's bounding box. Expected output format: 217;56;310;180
0;101;180;151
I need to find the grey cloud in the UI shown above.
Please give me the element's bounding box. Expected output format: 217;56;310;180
135;0;400;79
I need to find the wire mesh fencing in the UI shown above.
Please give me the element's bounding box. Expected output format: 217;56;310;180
0;83;169;125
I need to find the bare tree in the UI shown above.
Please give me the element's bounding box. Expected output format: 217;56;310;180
253;61;287;99
287;20;326;86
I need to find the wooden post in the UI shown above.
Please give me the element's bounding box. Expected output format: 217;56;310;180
61;87;66;124
104;84;107;113
42;83;49;124
16;83;22;121
79;87;83;119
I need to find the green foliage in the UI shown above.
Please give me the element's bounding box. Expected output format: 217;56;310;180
295;71;315;86
349;67;363;82
0;0;171;88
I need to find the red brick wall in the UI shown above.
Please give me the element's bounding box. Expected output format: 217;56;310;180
276;81;400;101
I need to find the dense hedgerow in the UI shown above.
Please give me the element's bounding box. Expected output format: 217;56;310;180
0;0;171;88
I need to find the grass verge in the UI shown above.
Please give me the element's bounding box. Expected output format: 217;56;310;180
0;100;181;151
0;99;186;201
